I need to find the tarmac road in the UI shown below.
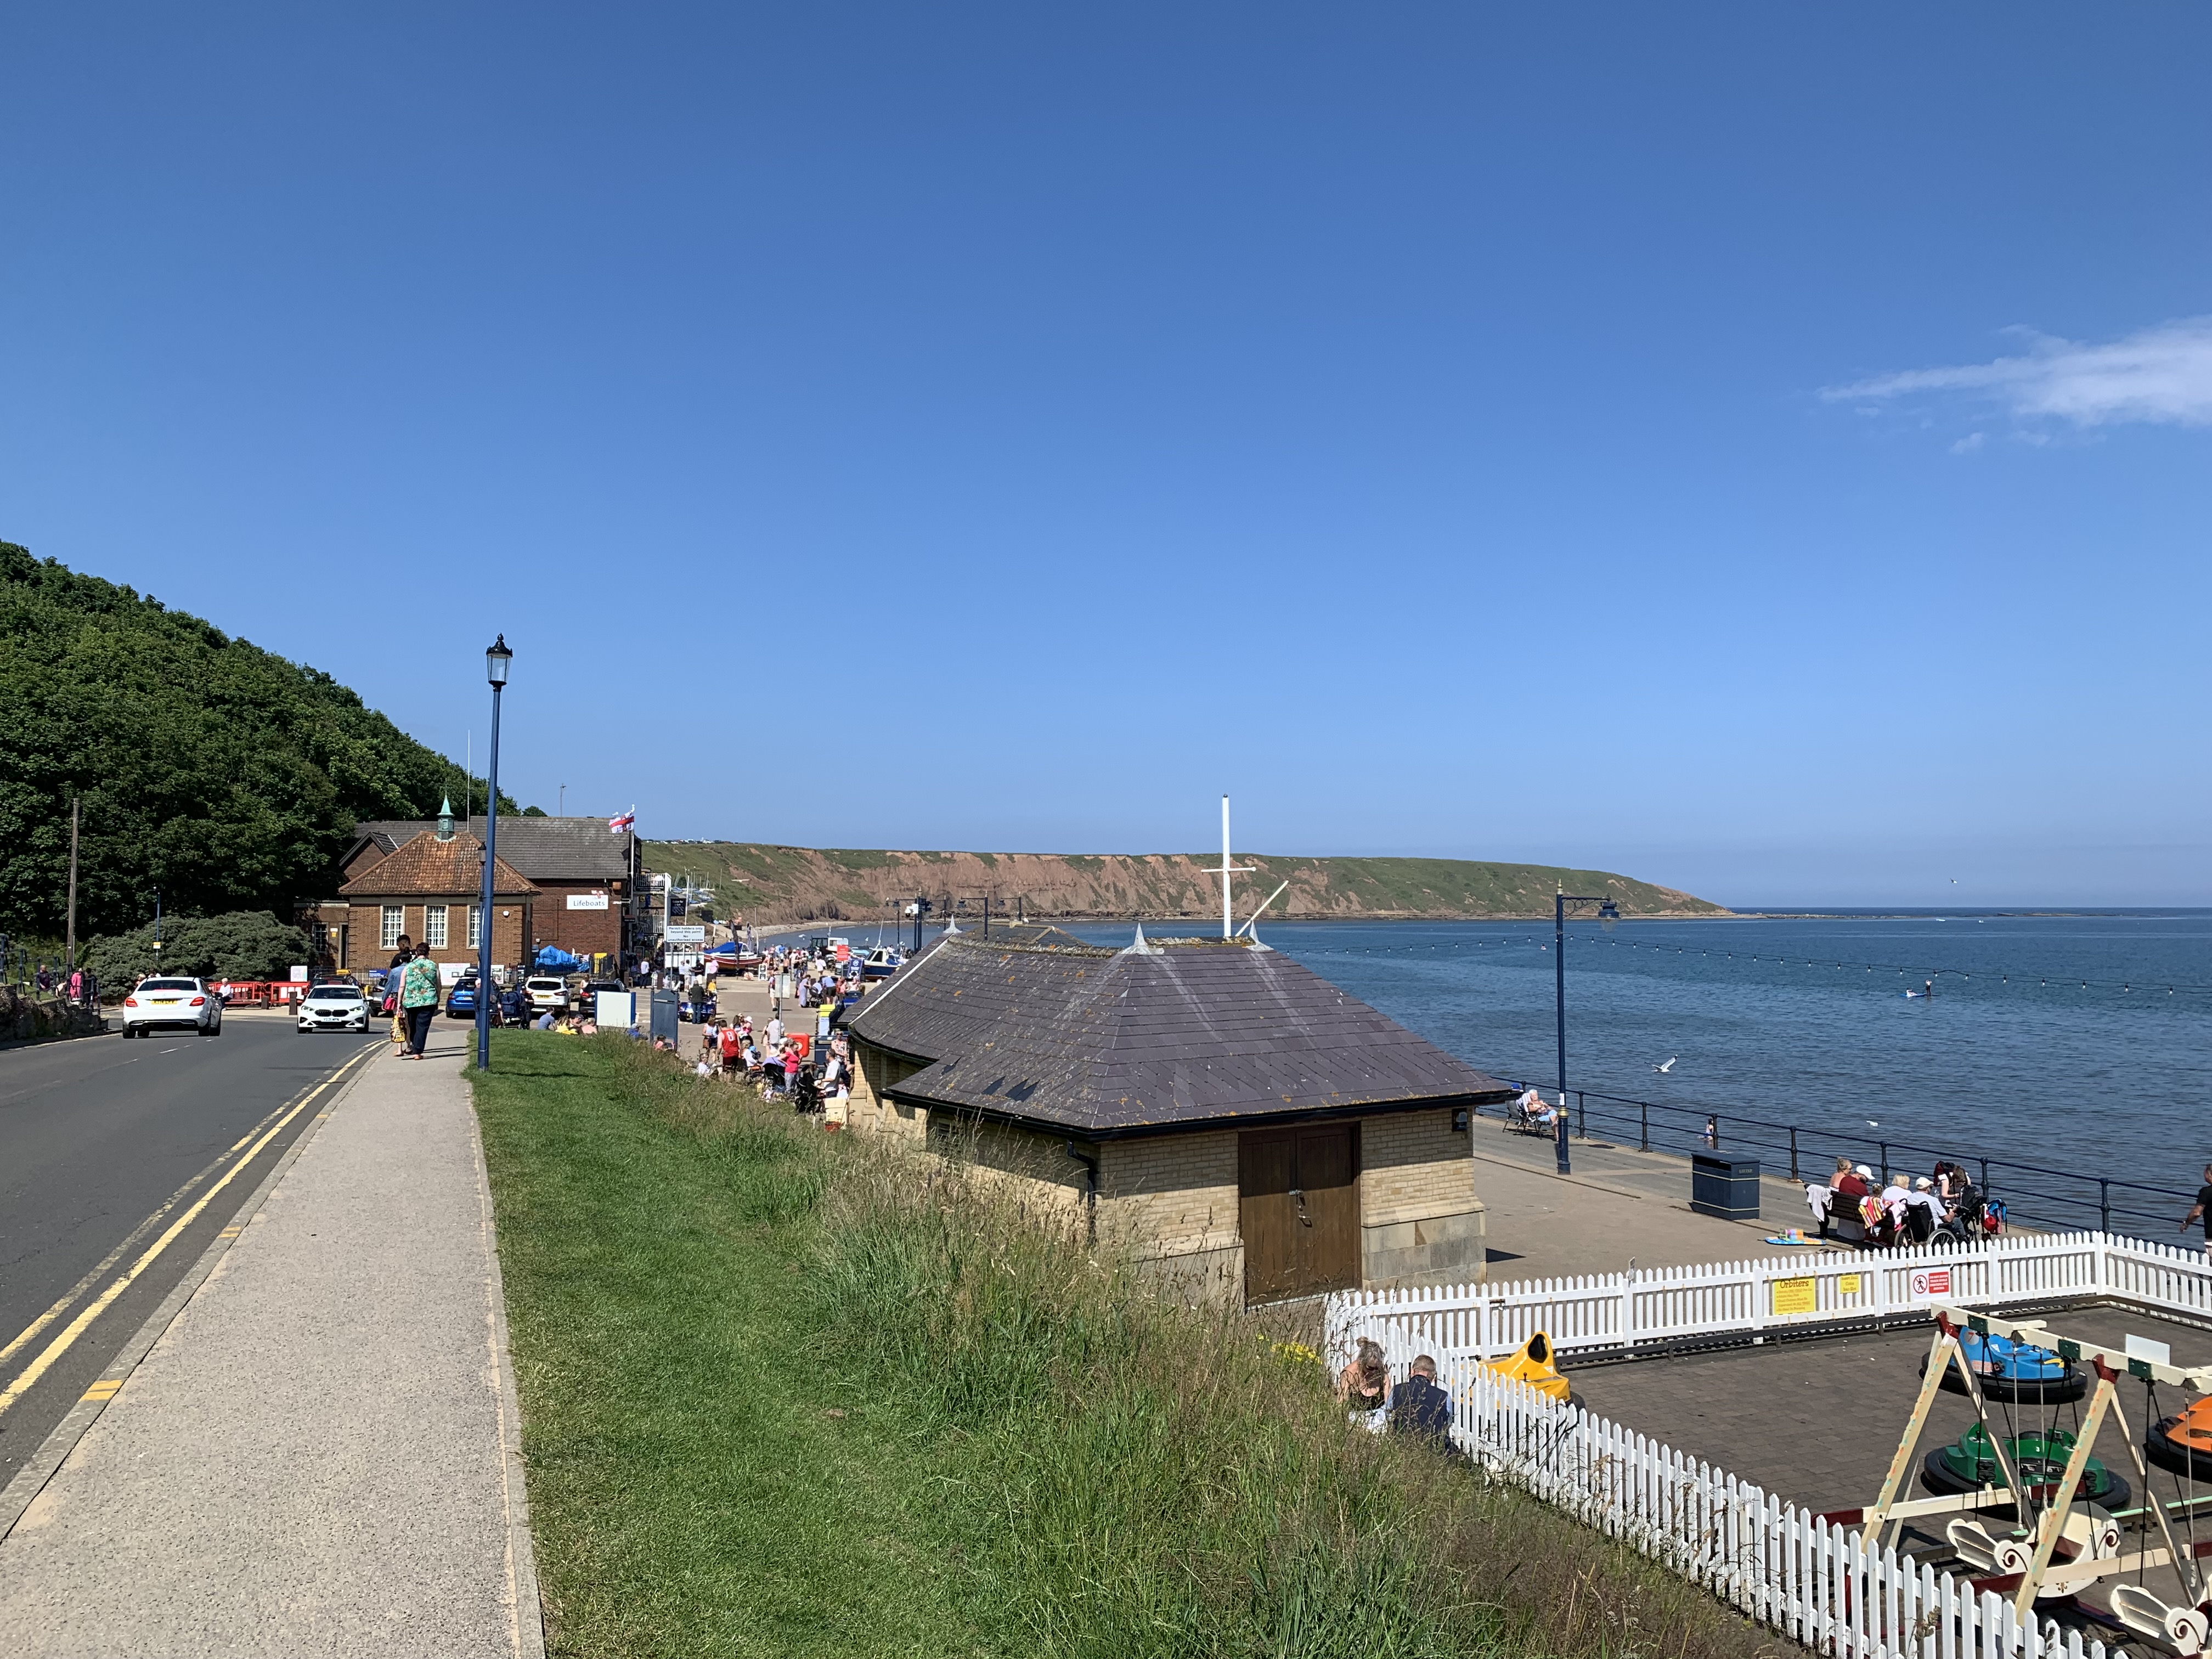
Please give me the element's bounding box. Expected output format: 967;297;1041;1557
0;1014;381;1492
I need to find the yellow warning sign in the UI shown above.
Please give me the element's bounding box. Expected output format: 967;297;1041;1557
1839;1273;1863;1295
1772;1277;1818;1316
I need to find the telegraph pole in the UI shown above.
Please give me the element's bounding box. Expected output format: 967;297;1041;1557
65;796;80;970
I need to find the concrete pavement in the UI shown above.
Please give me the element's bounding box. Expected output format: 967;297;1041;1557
0;1019;540;1658
1468;1105;1856;1282
0;1015;379;1492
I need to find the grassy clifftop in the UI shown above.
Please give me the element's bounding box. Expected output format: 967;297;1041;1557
641;842;1728;924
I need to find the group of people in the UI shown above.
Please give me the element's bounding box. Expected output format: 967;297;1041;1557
1809;1156;1988;1245
688;1007;854;1115
1336;1340;1454;1444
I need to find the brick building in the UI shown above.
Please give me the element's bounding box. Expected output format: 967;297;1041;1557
839;928;1510;1305
335;814;537;975
341;814;641;968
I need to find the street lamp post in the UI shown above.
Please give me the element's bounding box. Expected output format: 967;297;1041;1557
1553;887;1621;1175
476;635;512;1071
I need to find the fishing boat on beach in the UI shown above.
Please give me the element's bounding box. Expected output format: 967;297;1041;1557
859;946;905;980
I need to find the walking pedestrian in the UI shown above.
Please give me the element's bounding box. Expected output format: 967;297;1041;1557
398;949;441;1059
386;935;414;1047
2181;1163;2212;1254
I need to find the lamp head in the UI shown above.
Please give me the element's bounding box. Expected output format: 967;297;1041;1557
486;634;512;686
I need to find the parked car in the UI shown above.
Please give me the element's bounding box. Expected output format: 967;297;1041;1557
296;981;370;1035
445;975;479;1019
523;976;570;1014
122;977;224;1038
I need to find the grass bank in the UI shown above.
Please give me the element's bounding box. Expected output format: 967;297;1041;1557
473;1033;1787;1658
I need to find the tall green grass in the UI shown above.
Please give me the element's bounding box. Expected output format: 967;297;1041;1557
475;1034;1787;1659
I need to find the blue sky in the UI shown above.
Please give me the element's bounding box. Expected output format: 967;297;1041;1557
4;5;2205;906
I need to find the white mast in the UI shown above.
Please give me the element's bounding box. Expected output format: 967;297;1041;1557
1215;794;1254;939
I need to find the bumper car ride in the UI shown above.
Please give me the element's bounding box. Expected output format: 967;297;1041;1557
1921;1328;2087;1404
1920;1422;2130;1512
1482;1331;1576;1406
2147;1394;2212;1481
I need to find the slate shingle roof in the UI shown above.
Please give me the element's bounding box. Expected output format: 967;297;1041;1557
338;832;537;899
844;934;1510;1135
353;817;633;882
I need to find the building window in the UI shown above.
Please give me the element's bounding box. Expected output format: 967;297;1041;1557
467;905;482;949
425;905;449;949
381;906;404;950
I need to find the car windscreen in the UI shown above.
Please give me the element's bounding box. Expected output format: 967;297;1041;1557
307;988;362;1001
139;979;197;991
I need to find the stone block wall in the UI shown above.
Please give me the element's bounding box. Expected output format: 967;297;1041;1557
1357;1107;1485;1289
1099;1130;1244;1306
849;1042;930;1144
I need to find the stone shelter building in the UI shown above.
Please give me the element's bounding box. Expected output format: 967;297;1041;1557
839;929;1511;1305
335;812;538;975
338;814;641;967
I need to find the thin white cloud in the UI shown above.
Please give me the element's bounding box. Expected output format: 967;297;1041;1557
1824;316;2212;428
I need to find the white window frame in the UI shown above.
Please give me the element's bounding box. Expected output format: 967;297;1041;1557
467;905;482;950
425;904;449;949
381;905;405;950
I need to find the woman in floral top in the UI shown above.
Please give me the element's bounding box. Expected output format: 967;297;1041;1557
398;951;441;1059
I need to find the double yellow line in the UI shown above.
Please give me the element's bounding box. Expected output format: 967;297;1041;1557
0;1043;377;1420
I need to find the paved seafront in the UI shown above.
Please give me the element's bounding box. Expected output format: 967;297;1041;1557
0;1020;542;1659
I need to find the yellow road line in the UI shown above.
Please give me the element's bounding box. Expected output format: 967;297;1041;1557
0;1069;353;1370
81;1379;123;1402
0;1045;374;1420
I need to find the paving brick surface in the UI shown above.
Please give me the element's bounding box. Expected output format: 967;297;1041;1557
1567;1306;2212;1523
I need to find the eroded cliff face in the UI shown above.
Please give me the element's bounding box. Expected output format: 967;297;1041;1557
640;843;1728;926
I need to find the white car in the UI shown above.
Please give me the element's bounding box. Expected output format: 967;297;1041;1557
297;982;370;1034
121;977;223;1037
523;977;571;1014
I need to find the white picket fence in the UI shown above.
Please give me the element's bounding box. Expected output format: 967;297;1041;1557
1426;1357;2117;1659
1325;1231;2212;1367
1323;1230;2212;1659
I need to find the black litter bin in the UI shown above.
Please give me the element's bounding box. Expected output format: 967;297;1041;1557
1691;1153;1760;1221
649;988;679;1045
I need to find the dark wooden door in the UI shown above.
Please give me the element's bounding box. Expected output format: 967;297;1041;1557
1238;1133;1300;1301
1239;1122;1359;1302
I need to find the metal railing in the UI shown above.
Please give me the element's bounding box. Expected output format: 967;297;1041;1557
1497;1078;2199;1240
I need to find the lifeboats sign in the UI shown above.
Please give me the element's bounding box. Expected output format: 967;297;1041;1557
566;891;610;911
1771;1277;1817;1316
1910;1267;1953;1300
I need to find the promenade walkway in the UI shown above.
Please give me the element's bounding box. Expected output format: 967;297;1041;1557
1469;1106;1852;1281
0;1021;541;1658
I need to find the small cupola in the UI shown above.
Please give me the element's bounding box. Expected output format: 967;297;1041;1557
436;797;455;840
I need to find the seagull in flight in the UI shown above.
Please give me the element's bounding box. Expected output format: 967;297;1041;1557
1866;1120;1880;1128
1652;1057;1677;1073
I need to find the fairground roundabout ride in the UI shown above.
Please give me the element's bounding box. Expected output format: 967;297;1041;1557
1837;1307;2212;1654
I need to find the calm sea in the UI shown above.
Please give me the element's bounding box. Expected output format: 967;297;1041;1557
1039;911;2212;1232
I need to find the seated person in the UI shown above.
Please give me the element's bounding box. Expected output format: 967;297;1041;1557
534;1008;557;1031
1389;1355;1453;1444
1835;1163;1874;1199
578;1016;598;1036
1903;1176;1943;1243
1336;1339;1389;1425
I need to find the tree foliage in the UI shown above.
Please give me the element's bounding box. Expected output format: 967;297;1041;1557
82;910;312;985
0;541;520;939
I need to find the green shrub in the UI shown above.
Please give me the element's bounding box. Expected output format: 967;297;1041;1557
82;909;310;985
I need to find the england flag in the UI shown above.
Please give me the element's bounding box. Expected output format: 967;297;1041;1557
608;806;635;834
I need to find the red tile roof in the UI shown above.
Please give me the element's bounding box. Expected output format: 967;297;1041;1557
338;831;537;899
